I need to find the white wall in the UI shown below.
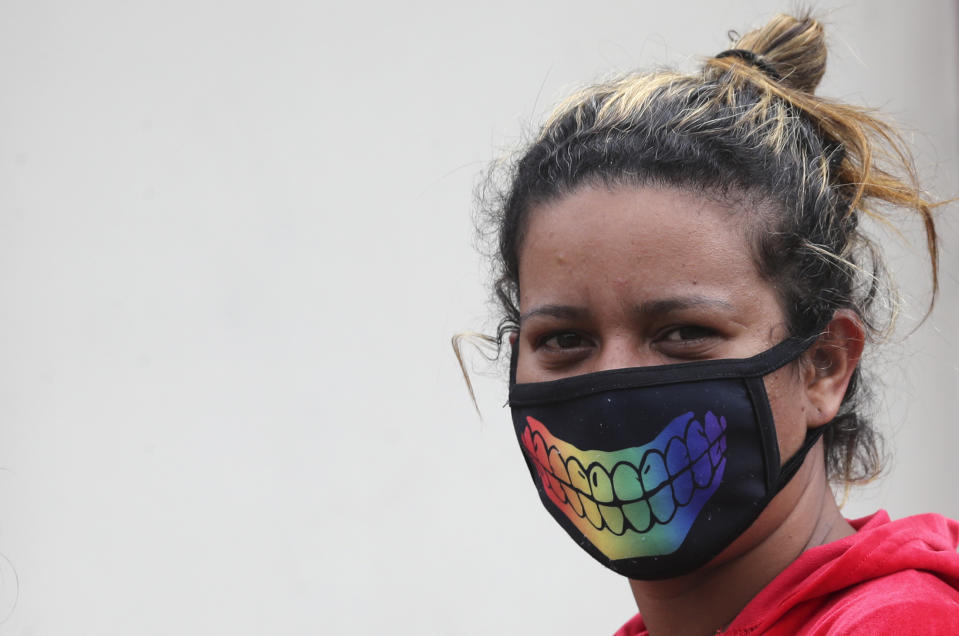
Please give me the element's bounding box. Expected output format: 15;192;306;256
0;1;955;634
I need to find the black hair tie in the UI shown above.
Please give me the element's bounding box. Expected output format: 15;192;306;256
714;49;782;81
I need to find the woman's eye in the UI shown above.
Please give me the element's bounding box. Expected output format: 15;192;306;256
661;325;715;342
542;332;589;350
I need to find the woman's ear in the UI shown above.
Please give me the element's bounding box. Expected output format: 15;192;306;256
804;310;866;428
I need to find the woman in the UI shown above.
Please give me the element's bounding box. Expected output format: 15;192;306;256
466;13;959;635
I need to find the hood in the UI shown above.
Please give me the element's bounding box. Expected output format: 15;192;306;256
727;510;959;632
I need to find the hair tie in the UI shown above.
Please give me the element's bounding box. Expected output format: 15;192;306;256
714;49;782;81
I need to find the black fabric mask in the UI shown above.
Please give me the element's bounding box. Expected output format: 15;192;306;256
508;336;827;580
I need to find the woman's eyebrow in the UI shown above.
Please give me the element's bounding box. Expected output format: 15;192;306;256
519;304;589;325
519;297;734;324
635;296;735;318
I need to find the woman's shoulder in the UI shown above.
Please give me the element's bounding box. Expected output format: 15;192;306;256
733;511;959;635
612;569;959;636
804;568;959;634
611;512;959;635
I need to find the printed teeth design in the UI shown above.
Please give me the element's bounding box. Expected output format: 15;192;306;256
521;412;727;537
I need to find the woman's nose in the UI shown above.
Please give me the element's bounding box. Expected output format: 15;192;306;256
591;337;659;372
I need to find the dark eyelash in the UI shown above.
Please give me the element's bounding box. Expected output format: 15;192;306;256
668;326;716;339
537;331;591;349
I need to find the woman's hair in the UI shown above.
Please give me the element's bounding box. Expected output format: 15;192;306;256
474;13;940;485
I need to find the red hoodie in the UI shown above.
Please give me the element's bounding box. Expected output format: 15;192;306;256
614;511;959;635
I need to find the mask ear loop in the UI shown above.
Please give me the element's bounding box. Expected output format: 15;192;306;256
774;424;831;492
770;324;838;492
744;329;830;493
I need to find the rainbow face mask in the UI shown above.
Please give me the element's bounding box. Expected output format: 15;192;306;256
508;336;826;580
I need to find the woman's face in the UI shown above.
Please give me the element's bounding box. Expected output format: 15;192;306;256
514;184;812;482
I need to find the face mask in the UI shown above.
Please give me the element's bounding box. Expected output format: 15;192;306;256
508;336;827;580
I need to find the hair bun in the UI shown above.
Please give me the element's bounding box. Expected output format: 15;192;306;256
729;14;826;93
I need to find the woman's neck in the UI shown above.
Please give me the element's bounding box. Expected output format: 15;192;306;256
628;450;855;636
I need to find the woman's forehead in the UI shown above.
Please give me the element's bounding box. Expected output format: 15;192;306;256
516;185;777;322
520;186;760;285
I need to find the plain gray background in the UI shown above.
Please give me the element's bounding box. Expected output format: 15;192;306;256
0;1;956;634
